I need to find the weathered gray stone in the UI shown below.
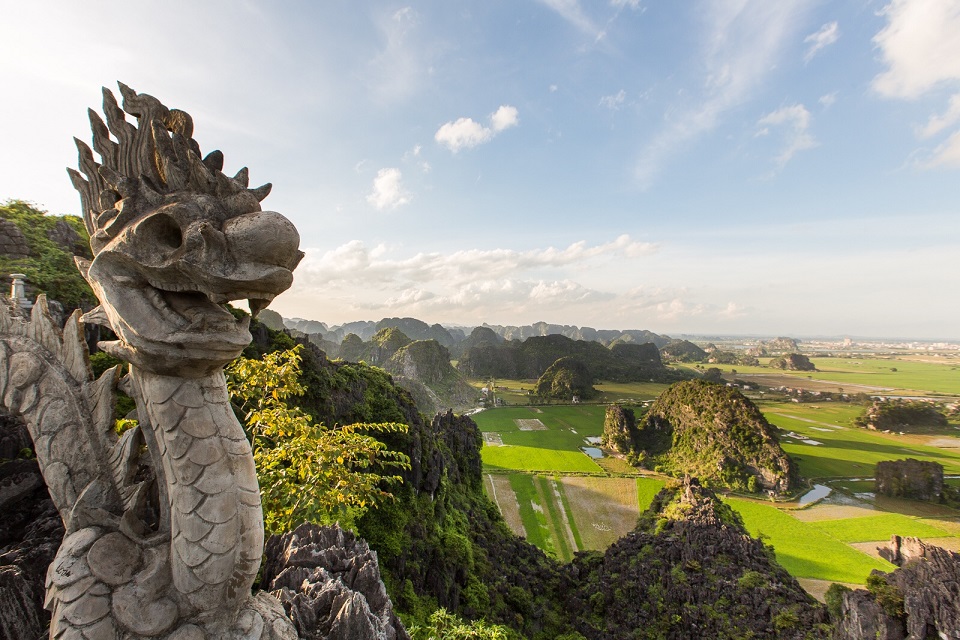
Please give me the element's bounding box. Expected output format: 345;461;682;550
263;523;410;640
0;220;30;259
1;83;302;639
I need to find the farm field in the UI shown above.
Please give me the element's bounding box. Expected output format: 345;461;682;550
475;375;960;588
759;401;960;478
694;356;960;396
485;474;665;558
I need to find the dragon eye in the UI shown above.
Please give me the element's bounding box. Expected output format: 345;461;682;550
141;213;183;250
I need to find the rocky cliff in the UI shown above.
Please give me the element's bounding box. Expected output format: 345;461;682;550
561;478;829;639
837;536;960;640
638;380;798;494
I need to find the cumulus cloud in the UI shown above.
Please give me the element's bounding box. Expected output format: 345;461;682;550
366;168;411;210
872;0;960;100
872;0;960;169
599;89;626;110
756;104;818;169
803;21;840;62
301;234;657;289
435;105;519;152
819;92;838;108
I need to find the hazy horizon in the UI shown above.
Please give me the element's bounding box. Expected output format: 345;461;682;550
2;1;958;339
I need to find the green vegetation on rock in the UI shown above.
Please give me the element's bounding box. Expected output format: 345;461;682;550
0;200;94;309
638;380;798;494
854;399;948;431
534;357;597;401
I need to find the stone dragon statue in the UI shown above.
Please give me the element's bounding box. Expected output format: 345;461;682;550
0;83;303;638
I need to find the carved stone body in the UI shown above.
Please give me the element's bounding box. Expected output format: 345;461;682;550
0;83;302;638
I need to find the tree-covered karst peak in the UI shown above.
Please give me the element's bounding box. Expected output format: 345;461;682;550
854;399;948;431
384;339;477;415
636;380;799;494
769;353;817;371
659;339;708;363
534;356;598;400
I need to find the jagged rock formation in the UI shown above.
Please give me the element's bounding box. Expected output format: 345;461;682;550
261;523;409;640
561;478;829;639
638;380;798;494
0;413;64;640
659;339;707;363
534;357;597;400
837;536;960;640
875;459;944;501
769;353;816;371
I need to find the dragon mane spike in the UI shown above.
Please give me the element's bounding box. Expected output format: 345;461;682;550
88;109;117;167
250;183;272;201
233;167;249;187
203;150;224;172
70;81;274;241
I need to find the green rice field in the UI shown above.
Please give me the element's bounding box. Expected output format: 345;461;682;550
475;372;960;587
725;498;895;584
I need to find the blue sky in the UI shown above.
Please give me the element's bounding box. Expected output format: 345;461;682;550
1;0;958;339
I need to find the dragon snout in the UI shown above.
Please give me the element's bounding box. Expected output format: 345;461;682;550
223;210;303;271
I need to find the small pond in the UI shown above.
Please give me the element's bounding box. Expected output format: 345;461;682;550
581;447;604;459
798;483;831;506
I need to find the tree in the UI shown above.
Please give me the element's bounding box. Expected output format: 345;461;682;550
407;608;511;640
226;344;410;534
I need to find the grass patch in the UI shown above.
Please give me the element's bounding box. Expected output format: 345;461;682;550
762;402;960;478
554;479;584;551
537;476;573;561
483;445;602;473
812;513;952;543
509;474;553;554
726;497;894;584
637;477;667;511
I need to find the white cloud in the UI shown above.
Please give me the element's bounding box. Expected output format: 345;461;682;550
803;22;840;63
367;168;411;210
300;235;657;292
819;92;838;108
873;0;960;100
918;93;960;138
873;1;960;169
925;130;960;167
635;1;813;186
435;105;519;152
491;105;520;131
366;7;426;103
756;104;818;169
536;0;604;40
599;89;626;110
610;0;643;9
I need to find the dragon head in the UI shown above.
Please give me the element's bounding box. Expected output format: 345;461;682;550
69;83;303;377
